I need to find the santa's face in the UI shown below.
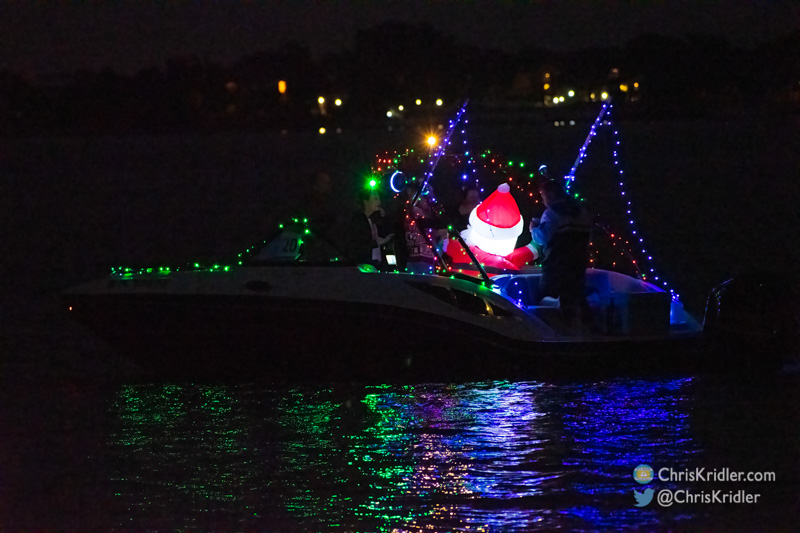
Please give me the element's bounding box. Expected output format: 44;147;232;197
464;229;517;257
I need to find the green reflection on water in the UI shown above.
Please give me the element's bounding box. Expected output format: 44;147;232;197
104;379;707;531
109;384;260;523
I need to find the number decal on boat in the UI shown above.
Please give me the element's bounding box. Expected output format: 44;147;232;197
256;229;303;261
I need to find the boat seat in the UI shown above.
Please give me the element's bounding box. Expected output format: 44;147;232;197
537;296;560;308
497;273;598;308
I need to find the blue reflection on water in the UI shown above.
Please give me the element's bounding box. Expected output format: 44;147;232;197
101;375;790;531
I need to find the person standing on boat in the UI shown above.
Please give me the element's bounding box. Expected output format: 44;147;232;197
342;188;394;267
404;185;447;274
452;187;481;232
531;179;594;326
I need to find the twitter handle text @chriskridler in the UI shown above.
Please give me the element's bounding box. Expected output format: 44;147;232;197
661;489;761;507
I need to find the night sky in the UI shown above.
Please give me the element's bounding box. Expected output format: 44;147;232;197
1;1;798;75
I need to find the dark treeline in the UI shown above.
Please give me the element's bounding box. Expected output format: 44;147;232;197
1;22;798;135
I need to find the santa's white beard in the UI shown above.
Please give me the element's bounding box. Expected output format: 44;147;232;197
461;227;517;256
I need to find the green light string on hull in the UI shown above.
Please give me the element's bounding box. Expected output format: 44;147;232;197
109;217;327;279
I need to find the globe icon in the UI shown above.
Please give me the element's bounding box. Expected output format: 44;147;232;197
633;464;654;484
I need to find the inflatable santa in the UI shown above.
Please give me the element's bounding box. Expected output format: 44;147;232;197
444;183;539;275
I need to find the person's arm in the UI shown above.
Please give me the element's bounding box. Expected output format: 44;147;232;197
376;233;394;245
531;211;556;246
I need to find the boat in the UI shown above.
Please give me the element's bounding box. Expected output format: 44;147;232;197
63;214;710;382
62;101;797;381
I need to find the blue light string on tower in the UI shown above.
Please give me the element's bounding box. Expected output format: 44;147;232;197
452;111;482;193
564;100;611;193
605;104;679;302
420;99;469;192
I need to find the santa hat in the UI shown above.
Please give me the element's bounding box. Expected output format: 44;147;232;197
465;183;524;256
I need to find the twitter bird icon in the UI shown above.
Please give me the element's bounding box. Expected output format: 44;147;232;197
634;488;654;507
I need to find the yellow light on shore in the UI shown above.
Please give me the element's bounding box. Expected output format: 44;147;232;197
543;83;550;91
318;96;325;104
398;105;404;111
334;98;342;106
415;99;422;105
386;110;393;118
435;98;443;106
620;84;629;92
278;80;286;94
319;127;326;134
601;92;609;100
568;90;575;97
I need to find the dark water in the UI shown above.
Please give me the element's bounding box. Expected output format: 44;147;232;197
4;377;799;530
2;115;800;530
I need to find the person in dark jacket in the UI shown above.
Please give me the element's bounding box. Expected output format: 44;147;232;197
531;180;594;327
342;188;394;266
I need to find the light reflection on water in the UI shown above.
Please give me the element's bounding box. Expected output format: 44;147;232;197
103;376;795;531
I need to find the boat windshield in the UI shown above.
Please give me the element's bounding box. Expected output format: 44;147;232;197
245;221;345;265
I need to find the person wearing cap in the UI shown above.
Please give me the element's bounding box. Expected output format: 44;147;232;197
531;179;594;327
